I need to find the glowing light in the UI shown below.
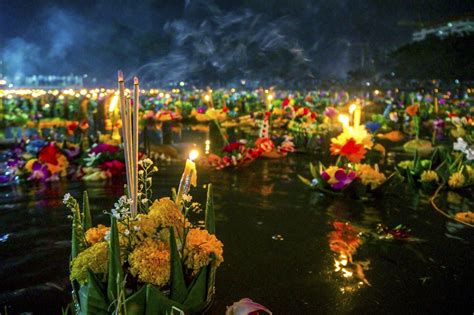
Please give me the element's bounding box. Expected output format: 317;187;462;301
179;81;185;87
204;95;210;102
349;104;357;114
374;89;380;95
0;79;7;85
338;114;349;128
267;94;274;101
109;95;119;112
189;150;199;161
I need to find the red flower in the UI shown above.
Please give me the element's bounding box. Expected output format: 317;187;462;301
99;160;125;176
330;138;367;163
79;120;89;130
282;98;290;107
66;121;79;136
223;142;243;153
38;143;61;165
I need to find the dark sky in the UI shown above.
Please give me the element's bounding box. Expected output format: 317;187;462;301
1;0;472;85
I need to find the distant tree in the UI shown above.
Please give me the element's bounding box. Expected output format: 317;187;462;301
390;34;474;80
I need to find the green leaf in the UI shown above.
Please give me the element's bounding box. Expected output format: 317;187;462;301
78;270;109;315
171;188;177;202
297;175;312;187
183;267;207;312
107;216;123;302
145;284;186;315
205;184;215;234
205;257;217;305
169;228;187;303
71;225;79;260
125;285;147;315
83;191;92;230
309;163;317;178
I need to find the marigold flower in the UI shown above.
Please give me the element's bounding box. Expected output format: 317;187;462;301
397;160;414;169
129;238;170;287
448;172;465;188
354;164;386;189
70;242;108;285
148;198;186;228
184;228;224;273
85;224;110;245
419;170;439;183
406;104;419;117
330;138;367;163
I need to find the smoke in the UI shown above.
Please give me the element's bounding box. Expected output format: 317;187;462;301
5;0;466;86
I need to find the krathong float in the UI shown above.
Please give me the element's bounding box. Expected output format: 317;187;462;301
300;107;394;198
64;73;222;314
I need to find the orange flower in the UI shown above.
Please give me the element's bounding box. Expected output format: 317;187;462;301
406;104;419;117
330;138;367;163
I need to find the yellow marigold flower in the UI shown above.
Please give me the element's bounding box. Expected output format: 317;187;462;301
148;198;186;228
70;242;108;285
85;224;110;246
448;172;466;188
331;126;373;149
398;160;414;169
420;170;439;183
184;228;224;274
466;165;474;182
447;191;463;204
355;164;386;190
129;238;170;287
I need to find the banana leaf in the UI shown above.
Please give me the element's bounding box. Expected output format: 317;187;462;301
183;267;207;312
83;191;92;230
297;174;312;187
205;184;215;234
125;285;147;315
146;285;186;315
78;270;109;315
107;217;123;301
169;228;187;303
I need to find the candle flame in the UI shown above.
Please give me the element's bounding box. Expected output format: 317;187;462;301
267;94;273;101
338;114;349;126
204;94;210;102
109;95;119;112
349;104;357;114
189;150;199;161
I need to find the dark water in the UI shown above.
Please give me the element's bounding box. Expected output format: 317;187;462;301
0;129;473;314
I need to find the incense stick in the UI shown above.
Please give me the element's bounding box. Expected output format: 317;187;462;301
118;71;131;199
133;77;139;216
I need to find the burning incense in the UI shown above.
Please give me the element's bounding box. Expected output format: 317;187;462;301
117;71;139;217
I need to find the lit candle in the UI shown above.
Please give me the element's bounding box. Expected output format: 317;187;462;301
338;114;349;130
176;150;199;205
349;104;356;126
354;105;361;128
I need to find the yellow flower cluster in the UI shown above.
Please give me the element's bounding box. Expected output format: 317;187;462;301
420;170;439;183
184;228;224;273
129;238;170;287
398;160;414;169
354;164;386;190
466;165;474;181
448;172;466;188
331;127;373;150
70;242;108;285
134;198;187;240
85;224;110;245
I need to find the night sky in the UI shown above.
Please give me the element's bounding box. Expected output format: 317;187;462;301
1;0;472;85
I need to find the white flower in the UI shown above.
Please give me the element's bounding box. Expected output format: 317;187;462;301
141;198;149;205
133;226;140;231
453;138;468;152
124;229;130;236
63;193;71;204
84;152;101;167
466;148;474;161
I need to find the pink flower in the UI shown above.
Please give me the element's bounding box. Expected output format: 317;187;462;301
226;298;272;315
90;143;119;155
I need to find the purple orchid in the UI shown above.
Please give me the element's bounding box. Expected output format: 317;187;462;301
321;169;357;190
28;161;50;182
324;107;337;119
